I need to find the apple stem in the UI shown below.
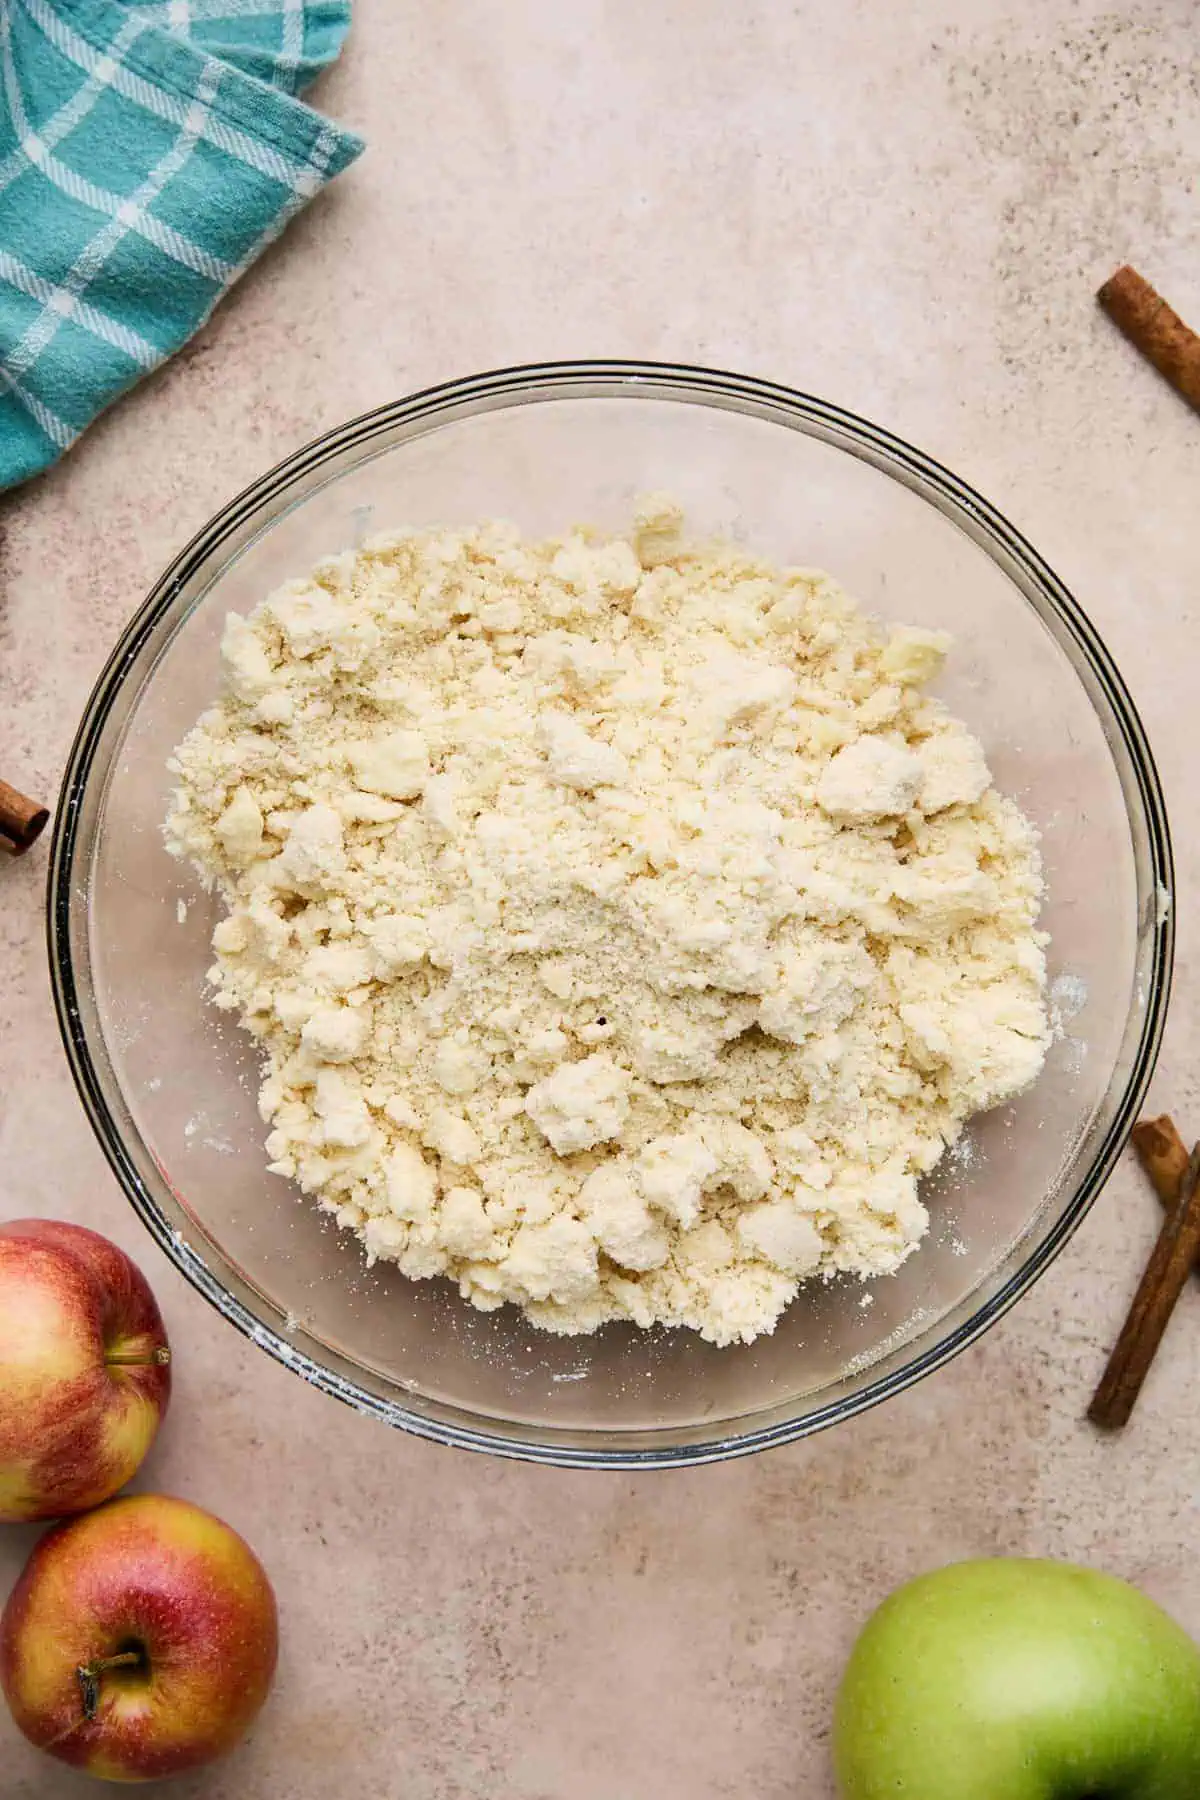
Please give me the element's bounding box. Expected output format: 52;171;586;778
104;1347;172;1367
76;1652;143;1723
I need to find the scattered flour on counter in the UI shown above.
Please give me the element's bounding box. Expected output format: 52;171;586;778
164;500;1051;1346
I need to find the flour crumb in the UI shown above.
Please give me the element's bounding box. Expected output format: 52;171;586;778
165;505;1050;1346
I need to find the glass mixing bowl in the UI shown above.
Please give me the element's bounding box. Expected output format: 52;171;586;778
49;362;1173;1468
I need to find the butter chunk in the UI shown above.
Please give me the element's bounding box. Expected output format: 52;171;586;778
525;1055;631;1155
816;736;923;820
347;730;429;800
881;625;951;685
215;787;264;866
917;729;992;814
540;713;629;790
579;1164;670;1271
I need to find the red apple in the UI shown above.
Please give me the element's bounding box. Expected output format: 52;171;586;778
0;1220;171;1523
0;1493;279;1781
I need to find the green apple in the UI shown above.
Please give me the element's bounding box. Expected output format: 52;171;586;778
834;1558;1200;1799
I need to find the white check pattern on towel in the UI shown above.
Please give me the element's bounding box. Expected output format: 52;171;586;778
0;0;361;487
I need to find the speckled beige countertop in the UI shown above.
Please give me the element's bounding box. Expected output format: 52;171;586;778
2;2;1199;1795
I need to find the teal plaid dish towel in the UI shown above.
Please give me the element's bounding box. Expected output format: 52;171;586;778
0;0;364;491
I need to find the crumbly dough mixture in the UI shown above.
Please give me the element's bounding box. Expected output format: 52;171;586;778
166;500;1050;1345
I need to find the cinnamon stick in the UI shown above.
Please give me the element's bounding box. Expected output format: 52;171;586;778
0;778;49;855
1088;1142;1200;1430
1130;1113;1200;1286
1131;1113;1191;1209
1097;265;1200;413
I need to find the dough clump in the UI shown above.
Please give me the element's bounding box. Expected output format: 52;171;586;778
166;501;1049;1345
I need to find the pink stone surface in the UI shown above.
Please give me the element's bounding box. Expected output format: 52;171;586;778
2;1;1199;1793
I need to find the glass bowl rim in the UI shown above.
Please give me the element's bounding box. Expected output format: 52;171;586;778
47;358;1174;1469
